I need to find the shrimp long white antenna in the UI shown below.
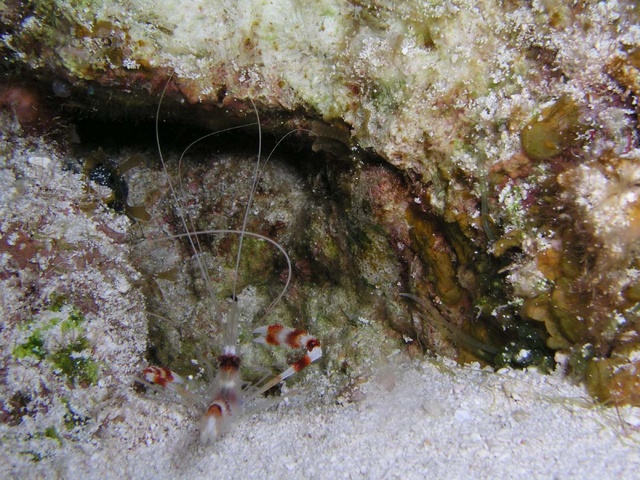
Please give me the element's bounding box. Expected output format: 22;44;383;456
220;120;322;346
154;73;257;326
161;228;293;329
154;79;298;352
231;99;261;303
235;118;316;318
173;118;258;268
227;99;314;321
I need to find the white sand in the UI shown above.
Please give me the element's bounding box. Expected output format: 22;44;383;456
16;358;635;480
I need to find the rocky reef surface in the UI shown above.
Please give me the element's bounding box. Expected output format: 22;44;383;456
2;0;640;469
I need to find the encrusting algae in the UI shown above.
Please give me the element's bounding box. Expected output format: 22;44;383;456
521;95;584;161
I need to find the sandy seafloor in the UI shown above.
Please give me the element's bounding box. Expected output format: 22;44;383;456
6;358;639;480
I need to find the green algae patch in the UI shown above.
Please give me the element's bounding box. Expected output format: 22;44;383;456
44;426;63;445
12;305;99;387
50;338;99;387
13;332;47;360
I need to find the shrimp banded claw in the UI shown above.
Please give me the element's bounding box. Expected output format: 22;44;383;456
140;321;323;444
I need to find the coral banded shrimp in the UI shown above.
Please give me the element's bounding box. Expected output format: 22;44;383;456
135;76;322;444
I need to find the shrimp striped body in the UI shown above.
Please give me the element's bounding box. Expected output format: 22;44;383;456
200;350;243;444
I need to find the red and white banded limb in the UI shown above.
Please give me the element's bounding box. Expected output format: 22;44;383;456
142;366;186;390
140;365;203;406
252;324;322;394
140;325;321;443
141;354;245;444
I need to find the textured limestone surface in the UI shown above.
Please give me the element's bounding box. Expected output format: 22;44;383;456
0;113;148;469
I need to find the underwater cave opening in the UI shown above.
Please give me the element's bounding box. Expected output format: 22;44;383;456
55;90;410;385
32;79;559;388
